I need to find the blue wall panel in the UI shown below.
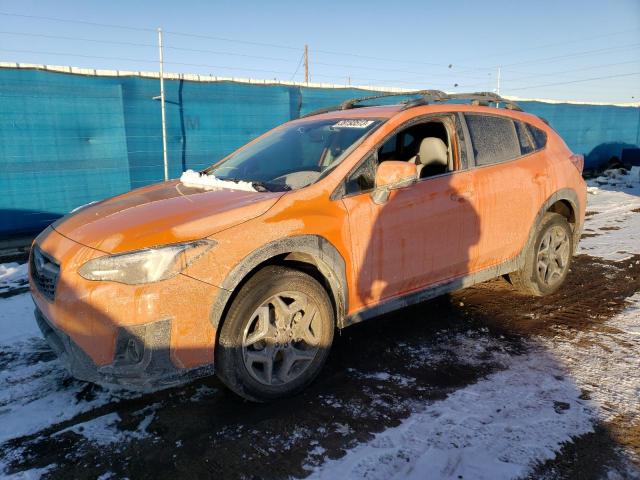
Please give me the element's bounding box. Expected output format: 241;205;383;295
0;69;131;236
0;68;638;238
520;101;640;167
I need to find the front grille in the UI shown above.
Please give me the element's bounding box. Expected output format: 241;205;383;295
30;246;60;301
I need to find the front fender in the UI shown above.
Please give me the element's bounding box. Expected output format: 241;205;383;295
208;234;348;333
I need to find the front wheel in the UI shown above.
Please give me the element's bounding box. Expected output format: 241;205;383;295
216;265;334;402
510;212;573;296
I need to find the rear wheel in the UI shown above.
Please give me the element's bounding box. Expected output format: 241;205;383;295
216;265;334;402
510;212;573;296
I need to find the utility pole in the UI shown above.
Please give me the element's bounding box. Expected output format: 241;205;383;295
158;27;169;181
496;66;502;108
303;44;309;85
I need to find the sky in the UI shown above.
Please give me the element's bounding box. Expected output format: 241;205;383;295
0;0;638;103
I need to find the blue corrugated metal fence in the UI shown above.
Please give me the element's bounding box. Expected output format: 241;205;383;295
1;67;638;237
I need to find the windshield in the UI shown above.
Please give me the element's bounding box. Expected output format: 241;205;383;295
205;118;382;191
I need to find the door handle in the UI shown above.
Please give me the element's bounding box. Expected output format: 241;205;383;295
450;191;474;202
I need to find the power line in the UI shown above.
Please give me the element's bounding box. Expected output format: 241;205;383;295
0;48;298;76
0;30;156;48
290;51;305;81
0;11;155;32
457;28;640;64
0;30;298;64
310;58;491;80
506;71;640;91
505;60;640;81
1;10;638;98
0;48;452;88
0;29;490;82
500;42;640;68
164;30;299;51
457;60;640;89
3;9;639;85
0;11;484;72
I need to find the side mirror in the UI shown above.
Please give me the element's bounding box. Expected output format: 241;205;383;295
371;161;417;204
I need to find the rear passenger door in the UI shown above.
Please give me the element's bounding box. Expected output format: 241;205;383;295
462;113;549;272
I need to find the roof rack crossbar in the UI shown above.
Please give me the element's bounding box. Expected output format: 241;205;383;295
445;92;523;111
339;89;448;110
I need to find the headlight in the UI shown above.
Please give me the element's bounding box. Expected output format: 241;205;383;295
78;240;216;285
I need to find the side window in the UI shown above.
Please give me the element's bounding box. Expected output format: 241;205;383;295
378;134;398;161
343;117;456;196
528;124;547;150
402;132;415;149
514;120;535;155
464;114;521;166
345;154;376;194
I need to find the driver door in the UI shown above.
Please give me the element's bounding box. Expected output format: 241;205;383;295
341;117;477;311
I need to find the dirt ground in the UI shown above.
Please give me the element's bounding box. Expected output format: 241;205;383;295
1;252;638;480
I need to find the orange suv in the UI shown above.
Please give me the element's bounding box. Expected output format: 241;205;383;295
29;91;586;401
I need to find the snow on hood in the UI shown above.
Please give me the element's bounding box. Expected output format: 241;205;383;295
180;170;257;192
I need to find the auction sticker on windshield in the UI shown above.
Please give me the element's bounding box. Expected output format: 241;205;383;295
332;119;375;129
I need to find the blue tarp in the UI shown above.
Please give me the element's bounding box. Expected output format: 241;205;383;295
1;68;638;237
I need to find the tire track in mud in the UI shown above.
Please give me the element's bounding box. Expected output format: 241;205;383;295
454;254;640;338
1;254;639;479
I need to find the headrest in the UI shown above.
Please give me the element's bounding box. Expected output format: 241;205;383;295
416;137;448;166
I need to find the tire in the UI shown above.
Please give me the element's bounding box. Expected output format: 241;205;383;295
509;212;573;296
216;265;334;402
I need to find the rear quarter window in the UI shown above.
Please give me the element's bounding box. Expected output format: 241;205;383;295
514;120;535;155
464;114;521;166
527;124;548;150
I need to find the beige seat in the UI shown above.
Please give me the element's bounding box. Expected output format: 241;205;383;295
410;137;449;178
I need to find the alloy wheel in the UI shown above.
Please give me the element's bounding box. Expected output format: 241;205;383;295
536;225;570;287
241;292;321;386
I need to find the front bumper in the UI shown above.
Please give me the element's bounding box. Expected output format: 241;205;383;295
30;227;223;390
35;306;213;390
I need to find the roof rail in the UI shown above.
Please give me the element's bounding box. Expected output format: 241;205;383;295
301;90;447;118
301;90;522;118
400;91;522;111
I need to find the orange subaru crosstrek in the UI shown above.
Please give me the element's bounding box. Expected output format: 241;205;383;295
30;91;586;401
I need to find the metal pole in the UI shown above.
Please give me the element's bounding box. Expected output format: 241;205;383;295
158;27;169;181
304;44;309;84
496;66;502;108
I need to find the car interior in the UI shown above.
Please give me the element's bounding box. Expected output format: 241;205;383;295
378;120;453;179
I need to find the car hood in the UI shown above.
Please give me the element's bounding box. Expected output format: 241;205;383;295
53;180;284;253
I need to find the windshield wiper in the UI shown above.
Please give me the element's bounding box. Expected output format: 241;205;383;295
253;181;292;192
221;177;291;193
251;181;271;192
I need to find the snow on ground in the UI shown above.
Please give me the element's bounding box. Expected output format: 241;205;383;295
54;404;158;447
308;291;640;480
309;346;594;480
0;279;141;446
309;180;640;479
179;169;257;192
541;292;640;424
0;263;28;295
0;291;38;342
578;176;640;261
